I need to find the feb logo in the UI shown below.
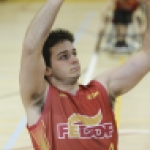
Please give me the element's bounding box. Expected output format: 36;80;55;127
57;110;113;139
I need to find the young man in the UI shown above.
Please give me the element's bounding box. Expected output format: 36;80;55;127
19;0;150;149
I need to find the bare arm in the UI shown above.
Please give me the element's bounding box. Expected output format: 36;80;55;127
95;1;150;98
19;0;64;106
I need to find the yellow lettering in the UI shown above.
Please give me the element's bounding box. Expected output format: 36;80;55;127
109;143;114;150
87;91;99;100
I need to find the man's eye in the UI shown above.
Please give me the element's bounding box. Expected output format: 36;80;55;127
60;55;68;60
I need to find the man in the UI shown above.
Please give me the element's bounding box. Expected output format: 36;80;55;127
19;0;150;150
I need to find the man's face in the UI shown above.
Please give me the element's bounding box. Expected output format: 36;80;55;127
50;40;81;84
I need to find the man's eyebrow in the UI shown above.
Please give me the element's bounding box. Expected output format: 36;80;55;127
57;48;76;57
57;50;68;57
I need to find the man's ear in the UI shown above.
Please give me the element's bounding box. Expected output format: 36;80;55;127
44;66;52;77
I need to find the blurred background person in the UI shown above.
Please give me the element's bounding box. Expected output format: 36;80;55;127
113;0;139;47
95;0;146;52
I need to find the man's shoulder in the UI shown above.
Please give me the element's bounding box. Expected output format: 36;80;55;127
83;80;107;94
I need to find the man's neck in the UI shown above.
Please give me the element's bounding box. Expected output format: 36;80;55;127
50;78;79;95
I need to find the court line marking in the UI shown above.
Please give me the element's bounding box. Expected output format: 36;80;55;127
74;12;94;45
119;129;150;135
83;52;98;85
115;56;125;128
3;11;95;150
0;92;19;99
3;117;27;150
115;96;122;128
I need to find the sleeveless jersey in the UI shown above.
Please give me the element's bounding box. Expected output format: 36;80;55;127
115;0;139;12
27;80;118;150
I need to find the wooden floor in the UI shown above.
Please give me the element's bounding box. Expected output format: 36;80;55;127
0;1;150;150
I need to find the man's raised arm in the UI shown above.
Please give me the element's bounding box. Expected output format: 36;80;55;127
20;0;64;106
95;0;150;99
23;0;63;52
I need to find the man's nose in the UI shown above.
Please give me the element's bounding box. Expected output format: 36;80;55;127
70;54;78;63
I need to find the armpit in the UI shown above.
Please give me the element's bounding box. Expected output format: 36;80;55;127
31;93;45;113
109;95;116;109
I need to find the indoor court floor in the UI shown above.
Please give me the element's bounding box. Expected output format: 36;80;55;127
0;0;150;150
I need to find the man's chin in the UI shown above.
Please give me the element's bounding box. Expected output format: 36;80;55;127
68;75;80;84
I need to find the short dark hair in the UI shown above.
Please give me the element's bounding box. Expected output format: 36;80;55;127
42;28;74;67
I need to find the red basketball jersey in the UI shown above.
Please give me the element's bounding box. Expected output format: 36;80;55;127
116;0;139;11
27;80;118;150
